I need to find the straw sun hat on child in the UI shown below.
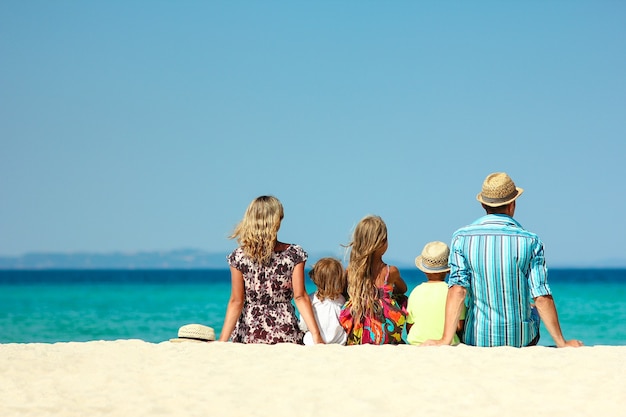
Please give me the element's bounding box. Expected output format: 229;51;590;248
415;241;451;273
169;324;216;343
476;172;524;207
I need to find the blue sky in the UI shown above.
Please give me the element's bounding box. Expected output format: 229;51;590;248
1;2;625;267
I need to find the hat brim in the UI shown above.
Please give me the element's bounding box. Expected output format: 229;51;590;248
169;337;214;343
476;187;524;207
415;256;451;274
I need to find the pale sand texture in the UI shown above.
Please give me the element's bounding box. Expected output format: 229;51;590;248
1;340;624;417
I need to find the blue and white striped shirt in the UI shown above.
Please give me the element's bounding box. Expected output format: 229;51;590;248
449;214;551;347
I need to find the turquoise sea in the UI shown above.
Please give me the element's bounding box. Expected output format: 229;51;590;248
1;269;625;346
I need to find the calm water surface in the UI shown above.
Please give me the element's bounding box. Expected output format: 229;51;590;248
1;269;624;346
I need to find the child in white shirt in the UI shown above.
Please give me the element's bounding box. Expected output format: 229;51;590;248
299;257;347;345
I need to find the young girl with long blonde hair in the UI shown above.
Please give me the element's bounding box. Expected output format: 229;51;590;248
340;215;407;344
218;195;323;344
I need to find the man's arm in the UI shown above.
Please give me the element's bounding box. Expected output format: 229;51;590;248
421;285;466;346
534;294;583;348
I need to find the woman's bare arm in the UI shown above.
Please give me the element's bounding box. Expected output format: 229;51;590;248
218;266;245;342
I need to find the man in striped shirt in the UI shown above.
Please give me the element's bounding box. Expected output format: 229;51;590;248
423;172;582;348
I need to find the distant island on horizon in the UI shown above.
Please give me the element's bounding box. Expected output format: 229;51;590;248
0;248;349;270
0;249;228;270
1;249;625;270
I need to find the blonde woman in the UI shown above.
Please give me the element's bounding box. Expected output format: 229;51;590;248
218;196;323;344
339;215;408;344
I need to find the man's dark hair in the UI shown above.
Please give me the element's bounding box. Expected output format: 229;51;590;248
482;203;511;214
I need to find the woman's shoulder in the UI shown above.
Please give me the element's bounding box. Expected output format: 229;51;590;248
227;247;249;269
287;243;306;252
227;246;245;259
229;246;244;255
277;243;308;261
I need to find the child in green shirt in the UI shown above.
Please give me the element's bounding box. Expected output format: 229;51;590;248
406;241;465;345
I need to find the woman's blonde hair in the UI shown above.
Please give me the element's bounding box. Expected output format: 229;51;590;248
229;195;284;265
309;258;346;301
345;215;388;320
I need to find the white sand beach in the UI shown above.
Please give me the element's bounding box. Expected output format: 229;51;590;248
1;340;624;417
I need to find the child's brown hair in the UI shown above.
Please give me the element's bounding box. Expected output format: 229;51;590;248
308;257;346;301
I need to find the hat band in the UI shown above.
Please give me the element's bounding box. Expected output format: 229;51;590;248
421;261;449;272
481;189;518;204
179;336;212;342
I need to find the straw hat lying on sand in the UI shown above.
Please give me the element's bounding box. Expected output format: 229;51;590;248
169;324;215;343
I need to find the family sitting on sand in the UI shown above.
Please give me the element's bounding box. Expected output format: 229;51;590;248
218;172;584;348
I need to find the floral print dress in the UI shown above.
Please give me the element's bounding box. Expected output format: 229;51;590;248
227;244;307;344
339;266;407;345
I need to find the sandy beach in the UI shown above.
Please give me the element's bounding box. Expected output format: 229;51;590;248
1;340;624;417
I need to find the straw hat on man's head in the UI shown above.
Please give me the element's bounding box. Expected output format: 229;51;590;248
415;241;451;274
476;172;524;207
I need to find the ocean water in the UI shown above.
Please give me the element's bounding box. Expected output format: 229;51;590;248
1;269;625;346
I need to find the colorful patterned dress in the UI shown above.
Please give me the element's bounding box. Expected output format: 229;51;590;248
339;266;407;345
227;244;307;344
